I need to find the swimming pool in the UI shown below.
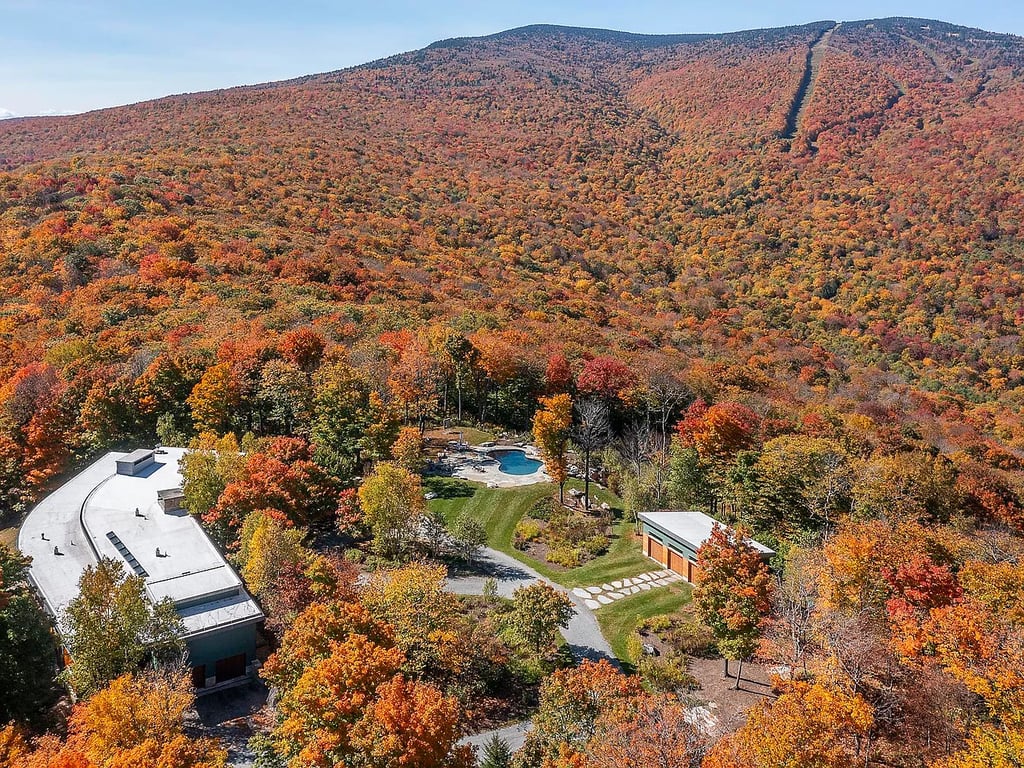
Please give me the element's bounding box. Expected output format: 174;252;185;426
490;448;543;476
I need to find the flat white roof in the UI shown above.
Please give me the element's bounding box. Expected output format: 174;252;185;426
639;510;775;556
18;448;263;638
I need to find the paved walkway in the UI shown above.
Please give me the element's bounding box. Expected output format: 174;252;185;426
571;569;685;610
446;546;617;665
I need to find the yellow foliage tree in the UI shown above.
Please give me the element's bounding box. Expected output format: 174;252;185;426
357;461;425;559
237;509;306;597
932;724;1024;768
360;563;472;683
532;394;572;502
391;425;426;472
187;363;239;434
2;672;226;768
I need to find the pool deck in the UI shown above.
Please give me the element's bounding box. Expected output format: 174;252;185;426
448;445;550;488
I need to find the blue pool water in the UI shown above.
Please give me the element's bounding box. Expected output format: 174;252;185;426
491;449;542;476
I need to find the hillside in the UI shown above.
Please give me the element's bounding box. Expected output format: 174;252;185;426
2;17;1024;499
5;16;1024;768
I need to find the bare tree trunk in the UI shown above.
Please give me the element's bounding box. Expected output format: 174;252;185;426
734;658;744;690
724;658;729;678
574;398;610;513
584;445;591;510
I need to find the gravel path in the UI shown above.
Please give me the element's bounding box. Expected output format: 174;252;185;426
449;546;618;756
459;720;532;753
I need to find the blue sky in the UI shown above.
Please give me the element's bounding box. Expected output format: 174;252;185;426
2;0;1022;116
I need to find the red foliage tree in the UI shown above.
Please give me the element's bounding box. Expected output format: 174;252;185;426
576;356;635;403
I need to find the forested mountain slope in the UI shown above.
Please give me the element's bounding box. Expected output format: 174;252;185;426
1;17;1023;511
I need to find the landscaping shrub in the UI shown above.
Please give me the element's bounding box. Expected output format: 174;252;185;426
582;534;610;557
546;545;583;568
513;518;544;550
514;498;612;568
637;652;700;693
527;496;559;521
639;615;672;634
626;633;645;662
665;621;717;657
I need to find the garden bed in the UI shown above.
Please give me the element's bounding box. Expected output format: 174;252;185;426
512;495;612;569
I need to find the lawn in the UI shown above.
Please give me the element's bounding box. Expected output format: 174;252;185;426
426;477;550;551
425;476;654;589
595;584;692;666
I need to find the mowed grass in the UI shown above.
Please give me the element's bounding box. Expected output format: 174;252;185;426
426;477;551;550
595;583;693;666
426;476;653;588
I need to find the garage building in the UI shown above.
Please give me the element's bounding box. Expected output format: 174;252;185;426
639;510;775;583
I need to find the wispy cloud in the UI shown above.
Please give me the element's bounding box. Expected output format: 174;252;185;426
0;107;17;119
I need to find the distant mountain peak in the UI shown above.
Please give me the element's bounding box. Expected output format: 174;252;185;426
426;20;839;51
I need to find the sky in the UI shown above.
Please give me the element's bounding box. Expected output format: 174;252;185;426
2;0;1022;117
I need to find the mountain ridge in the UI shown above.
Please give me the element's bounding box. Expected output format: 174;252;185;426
1;12;1023;479
0;17;1020;129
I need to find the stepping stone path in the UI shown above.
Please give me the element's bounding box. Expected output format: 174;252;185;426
575;569;685;609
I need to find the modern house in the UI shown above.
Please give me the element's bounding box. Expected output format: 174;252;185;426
18;447;264;692
639;510;775;583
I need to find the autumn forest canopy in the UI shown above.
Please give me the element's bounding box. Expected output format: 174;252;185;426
2;14;1024;768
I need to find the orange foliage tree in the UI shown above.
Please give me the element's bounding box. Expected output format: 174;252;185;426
186;363;239;435
703;680;873;768
2;672;226;768
693;523;773;687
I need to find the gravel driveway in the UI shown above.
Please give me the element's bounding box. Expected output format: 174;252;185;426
446;546;618;665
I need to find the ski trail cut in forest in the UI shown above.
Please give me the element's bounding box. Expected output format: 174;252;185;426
899;34;955;82
783;22;841;140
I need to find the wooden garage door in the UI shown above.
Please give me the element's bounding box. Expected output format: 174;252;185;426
667;549;686;576
646;536;666;565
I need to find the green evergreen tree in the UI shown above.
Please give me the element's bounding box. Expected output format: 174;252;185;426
478;733;512;768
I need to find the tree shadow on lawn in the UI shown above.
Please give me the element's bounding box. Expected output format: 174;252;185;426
445;554;534;581
424;476;479;499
